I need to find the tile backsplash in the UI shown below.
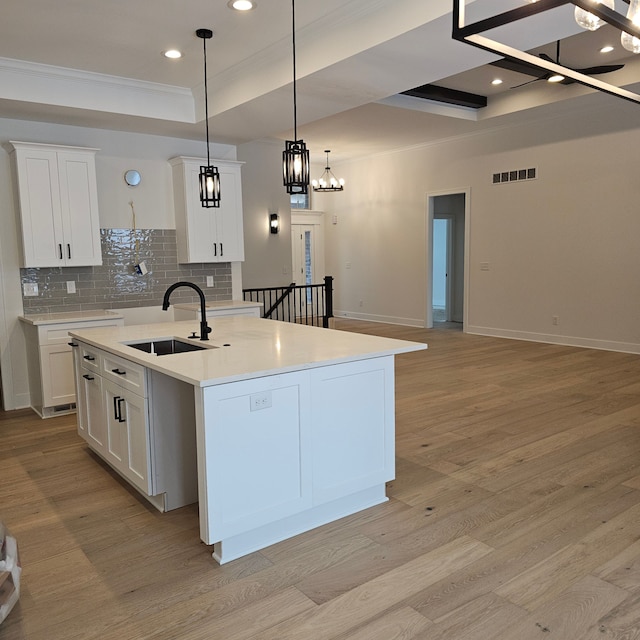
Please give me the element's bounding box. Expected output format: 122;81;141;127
20;229;232;314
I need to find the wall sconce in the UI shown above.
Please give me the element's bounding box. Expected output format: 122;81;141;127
270;212;280;234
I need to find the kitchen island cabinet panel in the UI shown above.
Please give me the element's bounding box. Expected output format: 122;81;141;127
201;372;312;541
310;357;394;505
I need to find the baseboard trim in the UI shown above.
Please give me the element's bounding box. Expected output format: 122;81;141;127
466;325;640;355
334;310;424;328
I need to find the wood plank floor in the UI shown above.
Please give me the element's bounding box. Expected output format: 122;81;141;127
2;319;640;639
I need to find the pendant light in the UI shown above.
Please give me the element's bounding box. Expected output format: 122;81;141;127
196;28;221;208
621;0;640;53
282;0;309;194
312;150;345;192
574;0;614;31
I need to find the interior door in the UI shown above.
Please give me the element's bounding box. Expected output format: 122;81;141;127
291;224;316;316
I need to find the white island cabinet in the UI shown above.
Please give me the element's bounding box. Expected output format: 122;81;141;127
69;316;426;564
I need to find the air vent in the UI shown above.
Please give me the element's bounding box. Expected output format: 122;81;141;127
492;167;537;185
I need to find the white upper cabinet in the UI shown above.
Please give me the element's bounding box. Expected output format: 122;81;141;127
10;141;102;268
170;156;245;264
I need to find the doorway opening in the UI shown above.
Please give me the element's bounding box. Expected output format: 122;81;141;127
426;190;470;330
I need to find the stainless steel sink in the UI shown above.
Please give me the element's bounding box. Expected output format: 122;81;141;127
125;338;217;355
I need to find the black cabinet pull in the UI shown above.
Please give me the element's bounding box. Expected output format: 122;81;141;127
68;341;78;347
82;374;94;381
213;243;217;257
58;244;63;259
83;355;95;361
220;242;223;257
113;395;120;421
112;368;126;376
67;244;71;259
117;397;126;423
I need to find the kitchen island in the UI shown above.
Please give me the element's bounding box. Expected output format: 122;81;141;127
69;316;426;563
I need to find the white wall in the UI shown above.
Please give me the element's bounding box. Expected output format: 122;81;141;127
0;117;238;409
237;139;293;289
320;102;640;352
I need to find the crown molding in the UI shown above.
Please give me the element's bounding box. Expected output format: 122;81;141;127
0;57;195;123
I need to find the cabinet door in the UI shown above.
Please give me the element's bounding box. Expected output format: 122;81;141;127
172;158;244;263
14;148;66;267
104;379;127;469
39;343;76;408
215;165;244;262
119;389;152;495
82;369;105;451
57;151;102;266
200;372;311;540
72;344;88;440
103;379;151;495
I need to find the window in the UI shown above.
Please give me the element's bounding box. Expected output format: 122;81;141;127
290;193;310;210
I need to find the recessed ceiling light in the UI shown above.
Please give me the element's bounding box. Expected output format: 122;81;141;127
600;45;615;53
491;78;503;86
548;74;565;83
164;49;182;59
228;0;256;10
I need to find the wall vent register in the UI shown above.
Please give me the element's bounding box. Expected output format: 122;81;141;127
492;167;537;185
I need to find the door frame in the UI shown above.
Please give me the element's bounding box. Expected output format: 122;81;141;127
425;188;470;330
291;210;326;283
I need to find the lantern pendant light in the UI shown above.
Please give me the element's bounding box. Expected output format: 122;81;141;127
197;28;221;208
283;0;309;194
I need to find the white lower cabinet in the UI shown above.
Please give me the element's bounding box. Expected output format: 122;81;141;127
73;341;196;511
103;378;151;495
22;314;123;418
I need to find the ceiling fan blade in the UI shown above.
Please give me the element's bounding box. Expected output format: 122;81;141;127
574;64;625;75
490;57;546;78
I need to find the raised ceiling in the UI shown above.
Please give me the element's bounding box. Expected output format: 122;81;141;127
1;0;639;162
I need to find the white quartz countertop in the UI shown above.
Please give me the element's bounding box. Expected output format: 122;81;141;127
19;310;124;326
68;316;427;388
172;300;263;311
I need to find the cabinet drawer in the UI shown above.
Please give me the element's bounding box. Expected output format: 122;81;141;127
43;320;123;346
78;344;101;372
102;352;147;396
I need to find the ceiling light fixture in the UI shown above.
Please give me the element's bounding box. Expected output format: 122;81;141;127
164;49;182;59
548;73;566;82
312;150;345;192
196;28;220;208
600;45;615;53
453;0;640;105
228;0;256;10
283;0;309;195
491;78;503;85
574;0;614;31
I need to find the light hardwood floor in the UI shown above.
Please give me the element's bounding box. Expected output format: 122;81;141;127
1;319;640;639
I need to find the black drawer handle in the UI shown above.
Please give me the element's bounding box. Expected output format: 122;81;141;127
82;374;94;381
83;355;95;361
112;368;126;376
68;341;78;347
67;243;71;259
58;244;63;260
117;397;126;423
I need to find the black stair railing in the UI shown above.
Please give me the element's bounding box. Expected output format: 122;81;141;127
243;275;334;328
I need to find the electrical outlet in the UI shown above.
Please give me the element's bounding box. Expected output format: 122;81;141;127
552;316;559;326
23;283;38;296
359;300;364;307
480;262;490;271
206;275;214;287
66;281;76;294
346;261;352;269
250;391;272;412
